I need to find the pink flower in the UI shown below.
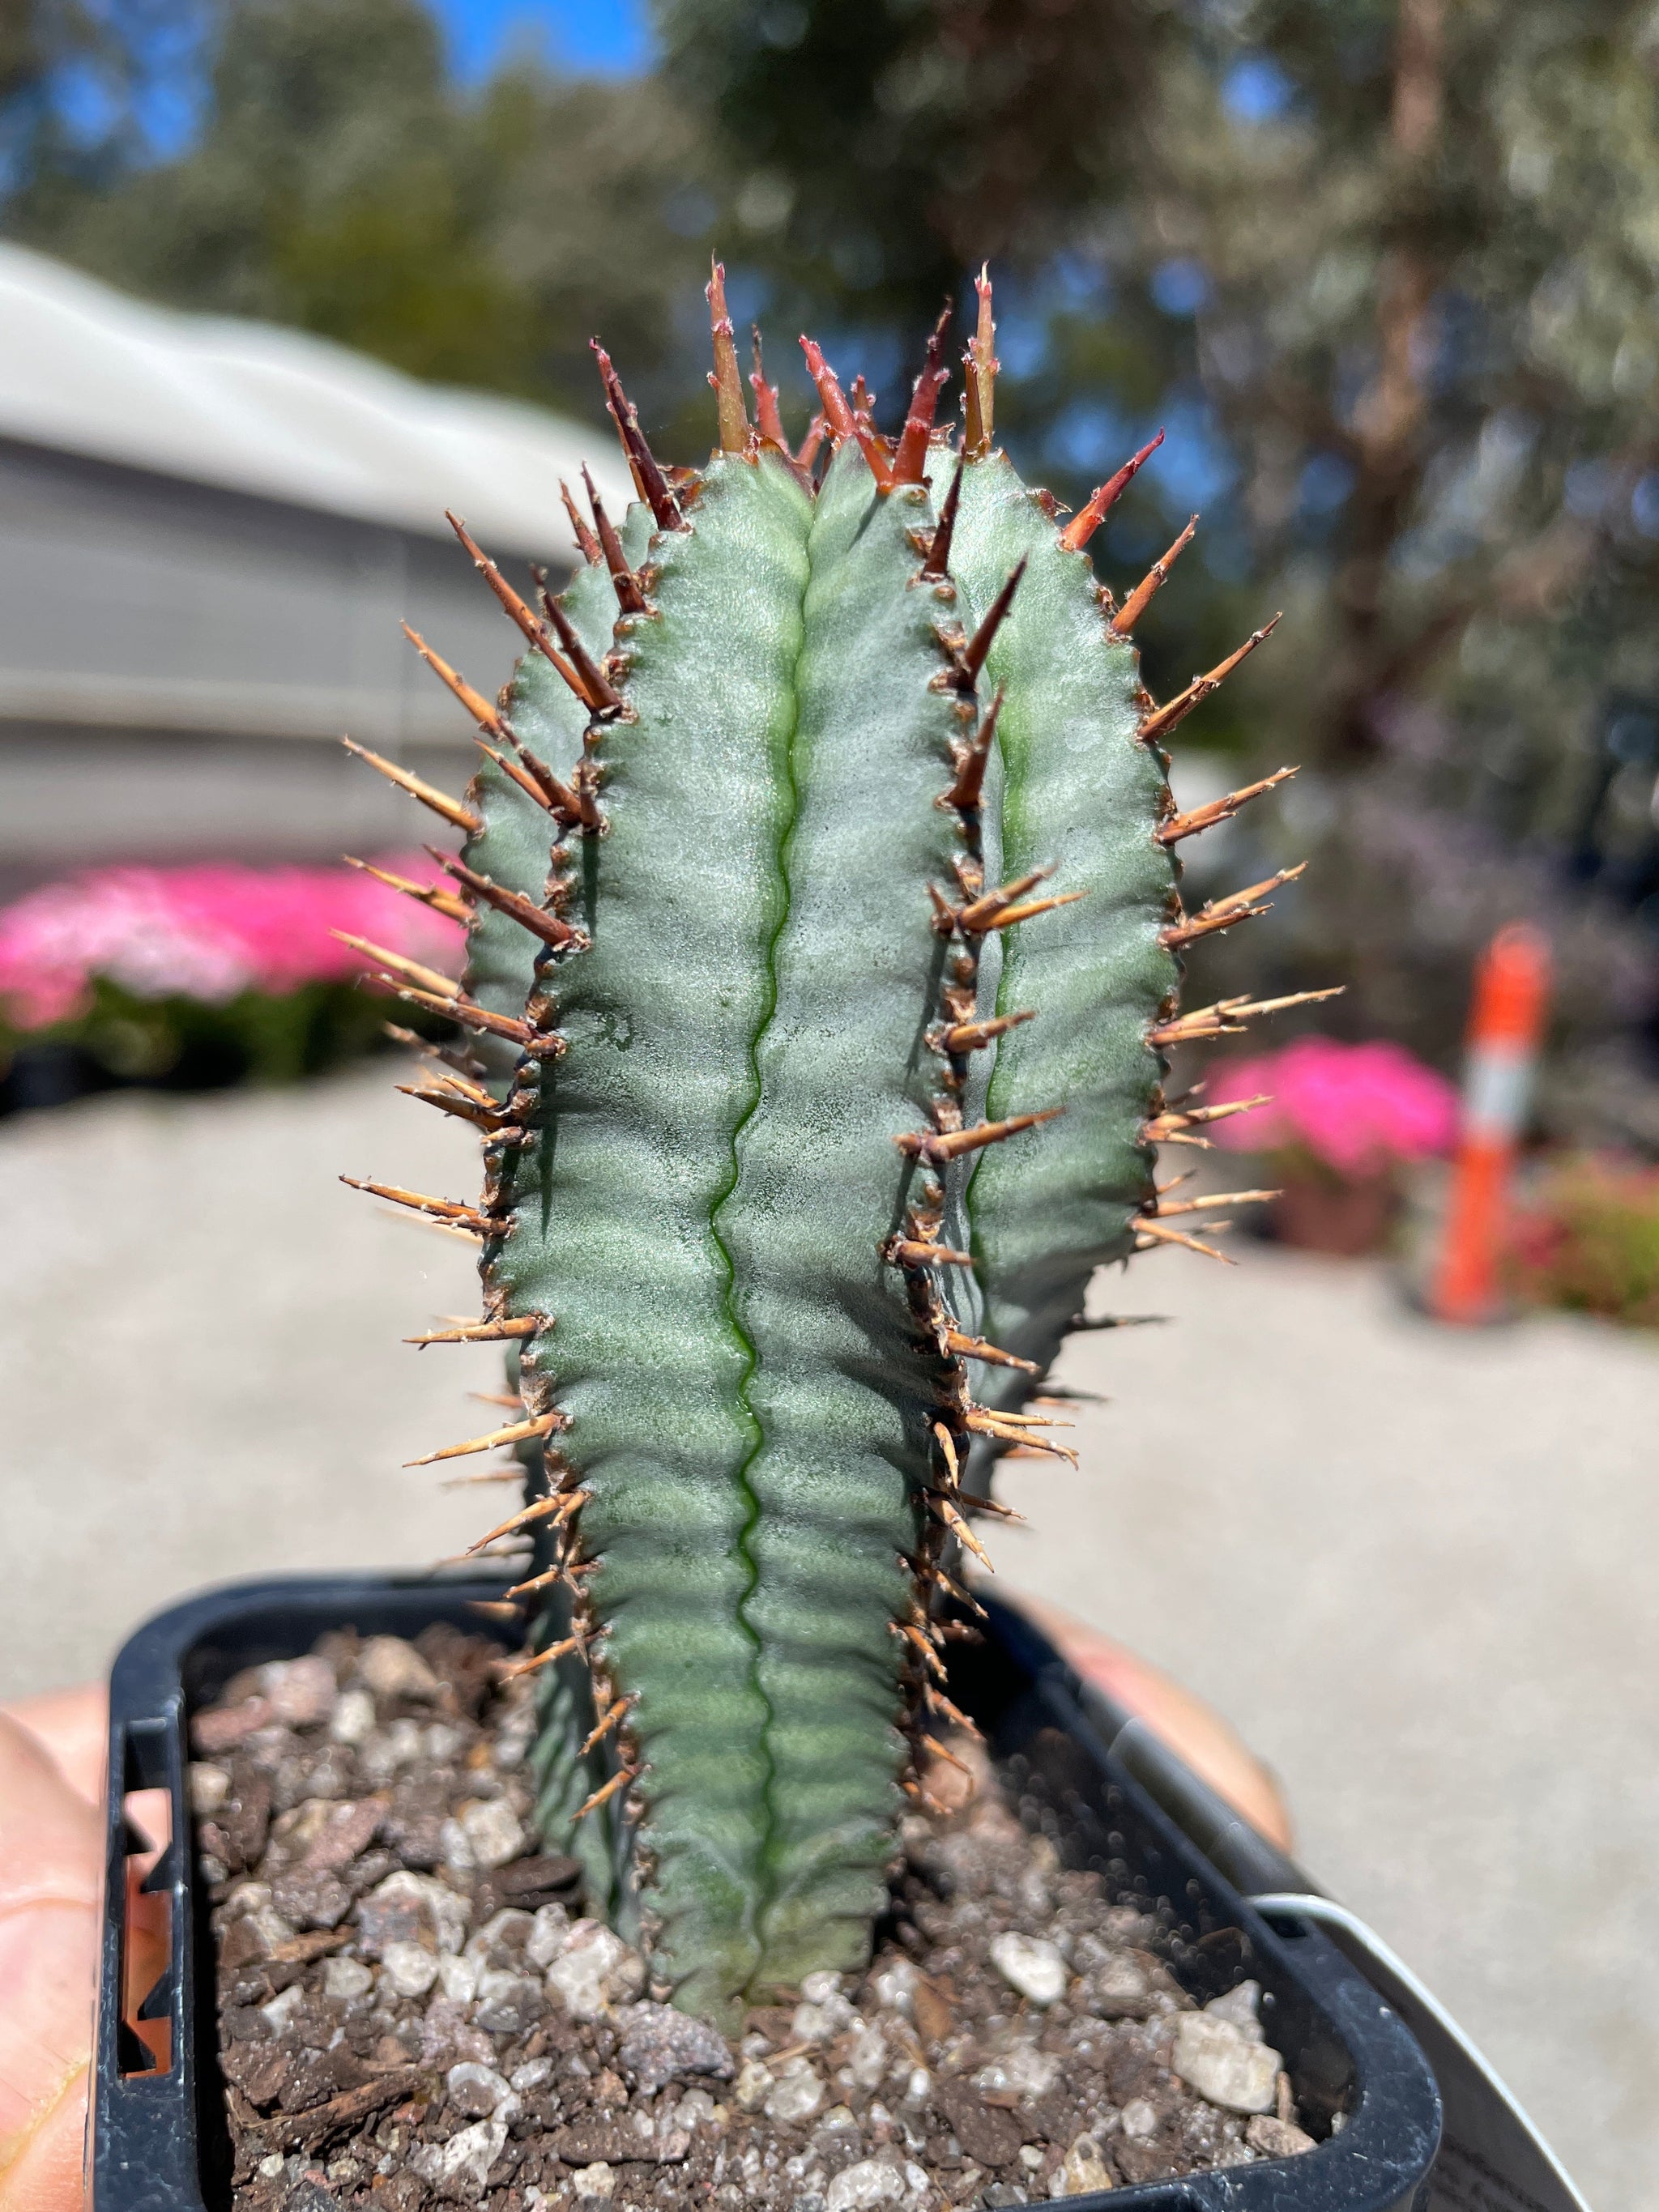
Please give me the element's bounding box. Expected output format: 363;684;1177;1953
1205;1036;1458;1178
0;856;464;1031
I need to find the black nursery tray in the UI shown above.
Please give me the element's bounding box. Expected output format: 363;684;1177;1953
95;1574;1440;2212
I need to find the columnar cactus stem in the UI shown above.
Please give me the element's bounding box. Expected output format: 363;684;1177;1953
348;262;1323;2027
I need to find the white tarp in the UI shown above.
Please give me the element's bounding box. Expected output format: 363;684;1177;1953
0;241;634;549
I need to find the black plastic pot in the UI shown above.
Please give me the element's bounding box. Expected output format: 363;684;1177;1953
95;1573;1440;2212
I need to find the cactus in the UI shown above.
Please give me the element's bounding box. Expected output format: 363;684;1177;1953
345;266;1328;2029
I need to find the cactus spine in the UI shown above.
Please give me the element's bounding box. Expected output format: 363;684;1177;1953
349;264;1322;2029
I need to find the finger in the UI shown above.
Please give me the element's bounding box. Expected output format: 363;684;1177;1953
0;2054;87;2212
1009;1592;1296;1852
0;1716;101;2171
0;1717;100;1918
0;1687;107;1809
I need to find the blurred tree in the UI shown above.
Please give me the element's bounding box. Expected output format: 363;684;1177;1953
8;0;723;426
1139;0;1659;1078
1;0;207;202
10;0;1659;1109
661;0;1659;1113
654;0;1162;332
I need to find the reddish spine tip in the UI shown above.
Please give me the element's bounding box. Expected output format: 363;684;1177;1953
893;303;954;486
590;337;684;531
799;336;855;442
706;258;748;454
1059;428;1166;553
749;327;789;449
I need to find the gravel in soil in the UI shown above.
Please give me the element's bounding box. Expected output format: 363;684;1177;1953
194;1629;1320;2212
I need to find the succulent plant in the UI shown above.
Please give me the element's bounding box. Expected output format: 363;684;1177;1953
343;266;1329;2028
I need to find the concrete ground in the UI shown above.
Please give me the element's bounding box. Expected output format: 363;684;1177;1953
2;1067;1653;2209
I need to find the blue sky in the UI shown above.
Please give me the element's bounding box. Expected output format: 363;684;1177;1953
52;0;655;163
428;0;653;80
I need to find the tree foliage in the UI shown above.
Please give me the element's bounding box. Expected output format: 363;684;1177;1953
6;0;1659;1103
6;0;721;425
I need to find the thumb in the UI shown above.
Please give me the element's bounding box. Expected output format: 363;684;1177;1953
0;1714;103;2212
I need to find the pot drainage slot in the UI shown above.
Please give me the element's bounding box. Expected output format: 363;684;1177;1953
117;1733;175;2077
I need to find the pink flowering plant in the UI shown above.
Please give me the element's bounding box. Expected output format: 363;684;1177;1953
0;857;463;1089
1205;1035;1459;1187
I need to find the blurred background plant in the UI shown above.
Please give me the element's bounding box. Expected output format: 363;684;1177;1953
0;856;461;1105
1205;1036;1457;1255
4;0;1659;1157
1508;1150;1659;1328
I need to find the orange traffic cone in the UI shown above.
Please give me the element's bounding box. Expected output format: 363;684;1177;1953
1429;923;1552;1325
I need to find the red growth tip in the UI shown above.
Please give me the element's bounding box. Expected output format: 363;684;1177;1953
591;340;683;531
800;336;855;442
750;329;789;449
1059;428;1166;553
963;265;998;456
849;386;895;492
706;259;748;454
893;305;954;486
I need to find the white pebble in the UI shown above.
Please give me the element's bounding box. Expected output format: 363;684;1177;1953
871;1960;918;2015
544;1920;644;2020
825;2158;907;2211
1172;2011;1281;2115
356;1636;439;1700
1120;2099;1158;2141
1051;2134;1113;2197
437;1954;479;2005
764;2057;824;2125
989;1932;1068;2007
847;2022;888;2090
439;1817;477;1877
976;2044;1059;2099
1018;2146;1046;2173
322;1956;373;2001
465;1907;536;1962
494;1703;536;1770
461;1796;526;1871
329;1687;377;1745
792;1994;855;2044
511;2056;554;2092
734;2059;773;2112
1204;1980;1265;2044
1245;2113;1315;2158
258;2155;285;2180
245;1906;297;1957
446;2061;516;2118
572;2162;615;2201
526;1902;571;1968
189;1763;230;1816
902;2066;931;2108
381;1940;441;1998
258;1656;336;1728
258;1984;306;2035
411;2116;507;2193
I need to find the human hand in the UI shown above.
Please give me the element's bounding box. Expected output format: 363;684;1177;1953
1008;1592;1295;1852
0;1687;120;2212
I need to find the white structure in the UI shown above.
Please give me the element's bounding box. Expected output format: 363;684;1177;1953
0;244;633;884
